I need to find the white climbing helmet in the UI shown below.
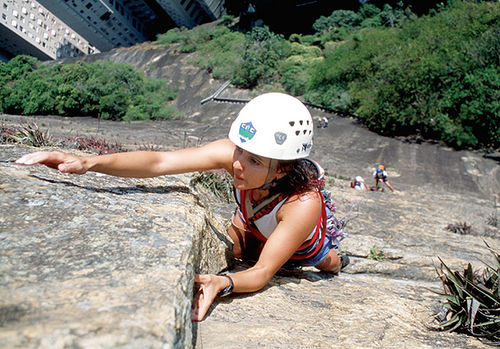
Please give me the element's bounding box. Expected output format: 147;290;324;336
228;93;313;160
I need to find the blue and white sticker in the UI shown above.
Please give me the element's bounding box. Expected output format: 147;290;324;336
238;122;256;143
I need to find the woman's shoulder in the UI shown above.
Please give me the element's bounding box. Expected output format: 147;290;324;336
280;189;322;217
198;139;235;172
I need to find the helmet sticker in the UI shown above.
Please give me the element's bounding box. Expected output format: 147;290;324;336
297;141;312;154
274;132;287;145
238;122;256;143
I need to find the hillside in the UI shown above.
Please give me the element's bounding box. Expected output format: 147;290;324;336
1;43;499;348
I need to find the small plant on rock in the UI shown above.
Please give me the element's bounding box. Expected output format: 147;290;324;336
62;136;124;155
0;125;18;144
0;123;52;147
368;244;385;261
446;222;473;235
434;242;500;345
190;170;234;203
487;213;499;228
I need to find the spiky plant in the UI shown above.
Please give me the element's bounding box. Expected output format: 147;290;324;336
434;242;500;344
1;123;52;147
446;221;473;235
190;170;234;203
487;213;499;228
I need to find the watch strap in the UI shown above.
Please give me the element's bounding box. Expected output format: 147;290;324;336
217;274;234;297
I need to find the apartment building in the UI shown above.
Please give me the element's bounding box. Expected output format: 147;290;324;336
0;0;224;61
0;0;98;61
156;0;224;28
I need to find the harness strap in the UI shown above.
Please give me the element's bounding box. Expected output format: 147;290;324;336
240;189;327;260
245;191;287;221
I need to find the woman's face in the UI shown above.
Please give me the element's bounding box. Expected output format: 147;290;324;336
232;146;272;190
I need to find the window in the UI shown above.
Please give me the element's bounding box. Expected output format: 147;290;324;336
100;11;110;20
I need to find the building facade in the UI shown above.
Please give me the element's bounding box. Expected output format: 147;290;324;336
1;0;224;61
1;0;98;61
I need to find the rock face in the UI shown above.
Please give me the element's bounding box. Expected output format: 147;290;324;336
0;145;231;348
1;42;500;348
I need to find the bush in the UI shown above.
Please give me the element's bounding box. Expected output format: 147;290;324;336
232;26;291;88
0;57;179;121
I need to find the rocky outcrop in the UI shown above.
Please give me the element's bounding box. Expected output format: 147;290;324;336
0;145;230;348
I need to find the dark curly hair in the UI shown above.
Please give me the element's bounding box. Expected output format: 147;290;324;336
269;159;320;197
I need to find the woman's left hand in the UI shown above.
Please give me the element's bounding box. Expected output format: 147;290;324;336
191;274;223;321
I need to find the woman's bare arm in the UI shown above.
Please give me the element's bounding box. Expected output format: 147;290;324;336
191;191;322;321
16;138;236;178
231;191;322;291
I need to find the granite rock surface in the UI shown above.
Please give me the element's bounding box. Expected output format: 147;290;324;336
0;145;230;348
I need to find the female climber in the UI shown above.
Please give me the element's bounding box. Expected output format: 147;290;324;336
16;92;348;321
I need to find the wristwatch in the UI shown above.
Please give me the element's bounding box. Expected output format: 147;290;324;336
217;274;234;297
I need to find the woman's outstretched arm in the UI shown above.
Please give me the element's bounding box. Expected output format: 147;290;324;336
16;138;236;178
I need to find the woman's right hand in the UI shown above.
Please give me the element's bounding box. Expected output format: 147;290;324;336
16;151;87;174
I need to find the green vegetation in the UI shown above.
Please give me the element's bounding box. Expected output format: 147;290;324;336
190;170;234;203
154;1;498;149
308;1;499;149
0;57;179;121
155;21;246;80
1;1;497;148
435;242;499;344
368;244;386;261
